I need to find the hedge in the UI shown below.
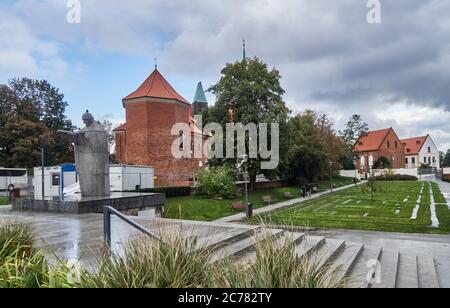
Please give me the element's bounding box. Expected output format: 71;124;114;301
126;186;192;198
372;174;418;181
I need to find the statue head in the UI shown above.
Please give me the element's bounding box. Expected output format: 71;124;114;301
82;110;95;127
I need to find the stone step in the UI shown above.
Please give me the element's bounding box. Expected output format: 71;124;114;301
211;229;285;261
435;258;450;288
418;256;440;289
197;227;258;251
348;246;382;288
238;232;305;264
294;236;326;259
309;239;346;270
326;242;364;282
396;254;419;288
373;249;400;289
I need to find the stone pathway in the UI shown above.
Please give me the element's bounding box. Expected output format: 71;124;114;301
214;181;366;223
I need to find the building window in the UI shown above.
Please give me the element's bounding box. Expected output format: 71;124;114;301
412;157;416;164
387;141;390;148
433;157;436;163
428;147;431;153
395;141;398;149
424;157;427;164
405;158;409;164
428;157;431;164
51;173;60;187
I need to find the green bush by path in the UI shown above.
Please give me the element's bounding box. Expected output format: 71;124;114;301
196;166;237;199
256;181;450;234
372;174;418;181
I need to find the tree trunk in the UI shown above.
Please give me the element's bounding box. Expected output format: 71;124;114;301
249;173;257;193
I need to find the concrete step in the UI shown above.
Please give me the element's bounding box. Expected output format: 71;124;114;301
348;246;382;288
396;254;419;288
197;227;258;251
418;256;440;289
211;229;285;261
326;242;364;282
238;232;305;264
294;236;326;259
435;258;450;288
309;239;346;269
373;249;400;289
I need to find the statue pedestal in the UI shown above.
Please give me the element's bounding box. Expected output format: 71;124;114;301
12;193;165;217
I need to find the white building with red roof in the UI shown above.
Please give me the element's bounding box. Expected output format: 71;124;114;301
401;135;440;169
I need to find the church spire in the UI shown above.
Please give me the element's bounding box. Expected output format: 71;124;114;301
242;39;246;61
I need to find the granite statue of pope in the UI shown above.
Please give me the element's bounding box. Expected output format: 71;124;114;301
58;110;110;198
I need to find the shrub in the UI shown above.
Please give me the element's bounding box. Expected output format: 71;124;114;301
83;228;347;289
84;233;213;288
372;174;418;181
0;223;34;261
196;166;237;199
0;222;82;288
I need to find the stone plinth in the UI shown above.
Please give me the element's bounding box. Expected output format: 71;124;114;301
12;193;165;216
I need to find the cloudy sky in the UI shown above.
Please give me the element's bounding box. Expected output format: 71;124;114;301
1;0;450;151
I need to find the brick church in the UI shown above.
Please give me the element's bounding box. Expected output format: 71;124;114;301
113;68;209;187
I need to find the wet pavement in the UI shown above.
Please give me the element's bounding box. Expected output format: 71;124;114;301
0;206;256;267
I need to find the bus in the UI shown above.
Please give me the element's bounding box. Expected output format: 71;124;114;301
0;168;28;191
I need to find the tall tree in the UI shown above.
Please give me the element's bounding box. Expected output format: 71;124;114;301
443;150;450;167
339;114;369;170
285;110;343;184
0;78;75;168
207;57;290;191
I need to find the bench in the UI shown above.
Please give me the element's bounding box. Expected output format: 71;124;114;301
284;192;294;199
262;195;273;205
232;201;246;210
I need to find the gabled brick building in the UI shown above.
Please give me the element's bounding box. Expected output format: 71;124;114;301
113;69;208;187
354;128;406;173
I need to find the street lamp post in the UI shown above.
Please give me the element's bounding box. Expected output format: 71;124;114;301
40;146;45;200
329;161;333;193
241;154;252;219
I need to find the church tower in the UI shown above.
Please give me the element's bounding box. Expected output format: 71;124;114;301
114;68;206;187
192;82;208;115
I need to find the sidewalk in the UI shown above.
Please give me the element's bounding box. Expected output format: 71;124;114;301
427;176;450;206
214;181;366;223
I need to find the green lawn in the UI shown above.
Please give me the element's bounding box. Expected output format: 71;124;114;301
255;181;450;234
165;177;355;221
0;197;10;206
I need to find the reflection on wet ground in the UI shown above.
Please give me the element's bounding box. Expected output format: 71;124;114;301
0;206;254;267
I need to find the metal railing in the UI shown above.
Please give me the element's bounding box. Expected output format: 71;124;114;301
103;206;162;247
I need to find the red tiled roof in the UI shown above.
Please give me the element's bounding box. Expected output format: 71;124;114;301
354;128;391;152
123;69;190;105
113;123;126;132
401;136;428;155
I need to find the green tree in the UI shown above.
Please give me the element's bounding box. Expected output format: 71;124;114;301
207;57;290;191
372;156;391;169
339;115;369;170
0;78;75;168
285;111;327;184
443;150;450;167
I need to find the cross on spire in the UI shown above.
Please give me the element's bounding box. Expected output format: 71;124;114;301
154;57;158;70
